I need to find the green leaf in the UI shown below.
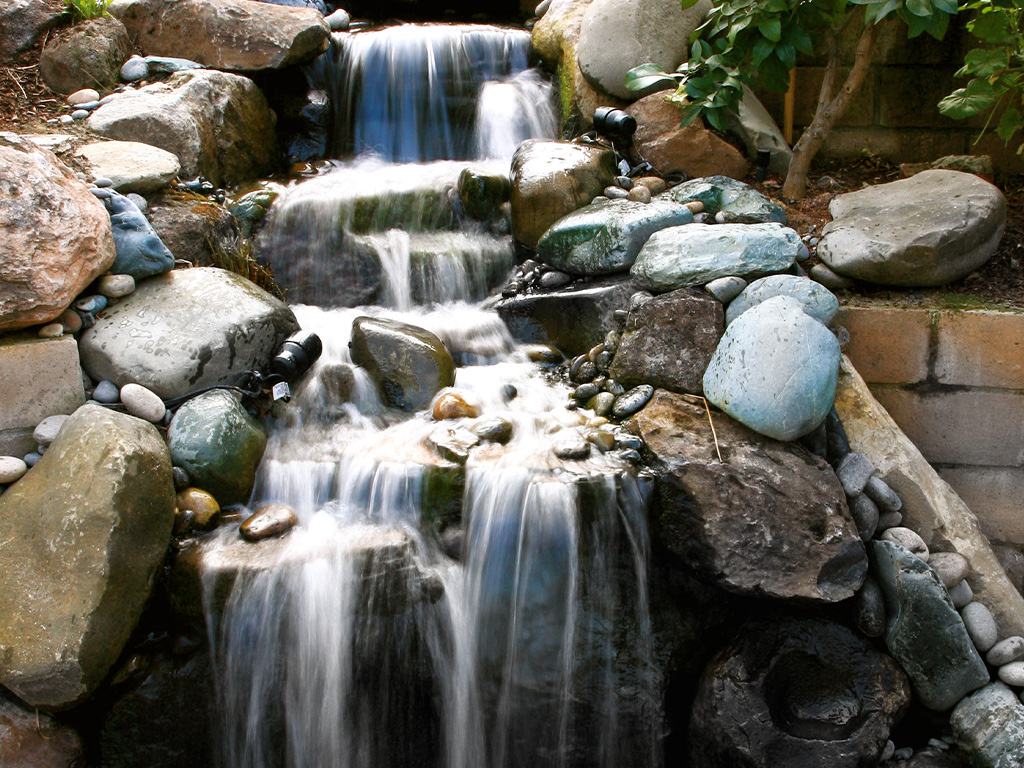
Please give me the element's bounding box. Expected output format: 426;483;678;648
706;107;728;132
685;75;717;99
680;0;701;8
624;64;680;92
962;47;1010;77
931;0;957;13
776;41;797;70
938;79;1000;118
905;0;932;16
752;36;775;66
970;10;1015;43
757;17;782;41
998;107;1022;143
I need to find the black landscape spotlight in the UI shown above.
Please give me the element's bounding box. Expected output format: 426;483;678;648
271;330;324;384
593;106;645;172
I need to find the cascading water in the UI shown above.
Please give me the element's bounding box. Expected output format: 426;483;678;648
205;19;662;768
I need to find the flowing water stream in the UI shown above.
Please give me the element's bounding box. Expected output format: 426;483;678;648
202;22;663;768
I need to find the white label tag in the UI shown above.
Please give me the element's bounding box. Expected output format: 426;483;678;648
272;381;291;402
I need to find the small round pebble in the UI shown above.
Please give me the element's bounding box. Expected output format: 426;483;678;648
627;185;651;203
89;187;114;199
172;466;190;491
705;276;747;304
809;263;855;290
961;601;999;652
848;493;879;542
120;56;149;82
37;322;63;338
683;200;704;214
949;579;974;609
987;636;1024;666
74;294;107;314
881;527;929;561
893;747;913;760
33;414;68;446
554;439;591;460
176;487;220;529
240;504;299;542
614;175;633;190
71;109;90;120
23;451;42;468
324;8;351;30
0;456;28;484
92;379;121;404
67;88;99;105
928;551;970;588
538;270;573;290
611;385;654;419
876;510;903;531
880;741;895;762
59;115;73;125
126;193;148;212
856;576;886;638
120;383;166;423
999;660;1024;687
98;274;136;298
59;309;82;334
604;186;629;199
501;384;518;402
92;177;114;188
865;475;902;514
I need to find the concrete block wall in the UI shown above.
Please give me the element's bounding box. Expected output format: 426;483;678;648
838;303;1024;546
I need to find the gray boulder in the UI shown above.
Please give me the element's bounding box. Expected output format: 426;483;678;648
0;0;63;61
631;222;801;292
725;274;838;326
576;0;711;100
167;389;267;505
510;139;617;250
725;85;793;175
77;140;180;194
610;287;723;395
665;175;787;224
0;405;175;709
110;0;330;71
0;133;115;333
703;296;841;441
871;539;990;711
39;16;131;94
689;617;910;768
536;197;693;276
634;390;866;601
147;189;242;266
818;170;1006;287
104;193;175;280
79;267;299;400
89;70;278;187
349;317;456;412
952;683;1024;768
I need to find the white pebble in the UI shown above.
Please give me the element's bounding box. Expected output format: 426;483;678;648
1000;660;1024;687
325;8;350;29
705;276;747;304
37;322;64;338
98;274;136;298
33;414;68;446
120;383;166;423
928;552;970;588
0;456;28;484
67;88;99;106
948;579;974;609
961;601;999;652
988;636;1024;666
881;527;929;561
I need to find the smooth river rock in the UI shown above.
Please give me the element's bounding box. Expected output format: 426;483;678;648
634;390;866;601
0;133;115;333
79;267;299;400
666;175;787;224
703;296;841;441
870;539;989;711
536;196;693;275
818;170;1006;287
725;274;839;327
0;405;175;708
631;222;801;292
689;617;910;768
952;683;1024;768
77;140;181;194
105;193;175;279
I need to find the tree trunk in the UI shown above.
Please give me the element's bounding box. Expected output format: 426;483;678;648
782;19;878;200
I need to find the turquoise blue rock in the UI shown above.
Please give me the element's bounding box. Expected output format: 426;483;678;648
952;683;1024;768
664;175;787;224
703;296;840;441
725;274;839;326
631;223;801;292
871;539;990;711
167;389;267;506
536;197;693;275
105;193;174;280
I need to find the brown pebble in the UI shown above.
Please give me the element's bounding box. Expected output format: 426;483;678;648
175;488;220;530
432;391;480;420
633;176;668;195
627;185;652;203
38;322;64;338
240;504;299;542
59;309;83;334
684;200;704;214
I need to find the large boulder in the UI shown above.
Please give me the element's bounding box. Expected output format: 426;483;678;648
626;91;749;179
496;273;639;356
110;0;330;71
633;390;866;601
577;0;711;100
689;617;910;768
952;683;1024;768
818;170;1006;287
167;389;267;505
39;16;130;94
726;85;793;176
536;197;693;275
609;287;723;395
0;405;175;709
77;140;180;195
665;175;787;224
725;274;838;327
147;189;242;266
871;539;990;711
631;222;800;292
835;356;1024;639
78;267;299;400
349;317;456;412
0;133;114;333
510;139;617;250
88;70;278;187
703;296;841;441
0;0;63;61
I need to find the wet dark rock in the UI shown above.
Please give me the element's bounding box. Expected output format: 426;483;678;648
870;540;989;711
858;576;887;638
240;504;299;542
470;416;513;444
554;437;591;460
573;382;602;402
849;493;880;542
952;682;1024;768
427;426;480;465
175;487;220;530
837;451;875;496
634;390;866;601
689;617;910;768
432;391;480;420
496;274;640;357
0;688;84;766
350;317;456;413
171;466;189;492
611;384;654;419
147;189;242;266
571;360;598;384
458;167;509;221
610;287;723;395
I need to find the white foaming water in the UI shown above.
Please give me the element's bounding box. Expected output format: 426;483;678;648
476;70;559;161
